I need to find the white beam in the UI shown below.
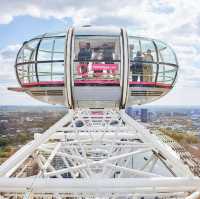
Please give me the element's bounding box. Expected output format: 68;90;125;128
0;177;199;193
37;132;141;141
106;163;161;177
120;110;194;177
42;143;61;171
44;148;152;177
186;191;200;199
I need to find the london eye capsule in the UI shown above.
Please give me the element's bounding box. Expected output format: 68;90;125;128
13;26;178;109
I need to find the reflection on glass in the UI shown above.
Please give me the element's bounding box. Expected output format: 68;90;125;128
38;38;65;61
17;40;39;63
157;64;176;84
17;64;37;84
53;38;65;60
37;62;64;82
38;39;53;61
52;62;64;81
155;41;177;64
37;63;51;81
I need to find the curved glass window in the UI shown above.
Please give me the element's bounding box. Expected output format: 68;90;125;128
37;38;65;61
15;31;178;93
73;35;121;86
129;38;157;83
127;36;178;105
157;64;177;84
16;40;39;84
16;36;65;85
128;36;178;85
155;41;177;64
17;40;39;63
37;39;54;61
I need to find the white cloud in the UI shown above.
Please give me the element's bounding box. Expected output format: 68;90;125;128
0;44;20;82
0;45;49;105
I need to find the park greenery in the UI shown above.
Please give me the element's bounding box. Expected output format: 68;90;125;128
0;132;32;161
158;128;199;144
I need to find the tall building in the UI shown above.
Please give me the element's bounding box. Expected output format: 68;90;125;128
126;107;136;118
141;108;148;123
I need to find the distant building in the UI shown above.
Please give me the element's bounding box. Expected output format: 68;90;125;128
148;112;152;122
141;109;148;123
126;107;134;118
126;107;139;119
135;110;140;117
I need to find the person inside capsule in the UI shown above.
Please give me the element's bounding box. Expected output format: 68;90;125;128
90;42;116;79
76;38;120;83
91;46;103;77
78;42;92;61
77;42;92;78
91;47;102;60
102;43;115;78
143;49;153;82
103;43;114;63
131;51;143;82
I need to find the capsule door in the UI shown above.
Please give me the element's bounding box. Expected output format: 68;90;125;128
69;28;122;108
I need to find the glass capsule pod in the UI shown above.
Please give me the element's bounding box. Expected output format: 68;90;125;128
14;27;178;109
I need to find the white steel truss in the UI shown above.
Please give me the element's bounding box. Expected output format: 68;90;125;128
0;109;200;199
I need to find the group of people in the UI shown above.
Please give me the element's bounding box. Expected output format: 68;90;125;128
78;42;116;62
130;48;154;82
76;42;154;82
77;42;117;78
78;43;93;61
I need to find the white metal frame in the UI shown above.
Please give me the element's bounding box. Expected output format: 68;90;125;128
120;28;129;108
0;109;200;199
64;27;74;108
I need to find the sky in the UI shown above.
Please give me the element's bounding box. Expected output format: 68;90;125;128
0;0;200;106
